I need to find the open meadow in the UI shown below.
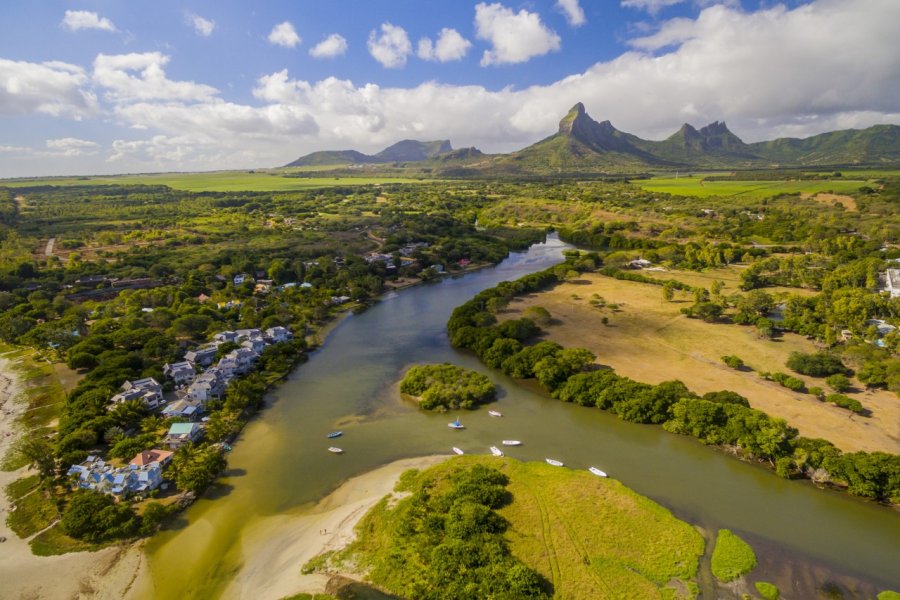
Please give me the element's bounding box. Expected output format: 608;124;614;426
0;171;431;192
637;177;871;199
503;273;900;454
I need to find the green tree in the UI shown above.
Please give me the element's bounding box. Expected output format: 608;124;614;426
61;490;139;542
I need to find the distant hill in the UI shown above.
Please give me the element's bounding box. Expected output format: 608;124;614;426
285;139;452;167
285;104;900;173
747;125;900;166
468;104;900;174
375;139;452;162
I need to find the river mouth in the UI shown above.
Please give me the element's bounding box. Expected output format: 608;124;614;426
137;234;900;599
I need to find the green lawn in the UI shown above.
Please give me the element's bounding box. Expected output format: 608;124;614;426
638;177;869;199
0;171;433;192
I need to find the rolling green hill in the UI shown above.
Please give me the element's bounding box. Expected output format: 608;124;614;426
286;139;452;167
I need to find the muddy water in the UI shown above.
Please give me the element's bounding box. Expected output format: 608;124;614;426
137;234;900;598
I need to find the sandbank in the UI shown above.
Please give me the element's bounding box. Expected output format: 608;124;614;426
221;454;450;600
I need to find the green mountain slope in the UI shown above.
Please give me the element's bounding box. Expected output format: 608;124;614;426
286;139;452;167
375;139;452;162
748;124;900;166
286;103;900;173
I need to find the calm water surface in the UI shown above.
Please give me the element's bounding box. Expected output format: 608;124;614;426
138;235;900;598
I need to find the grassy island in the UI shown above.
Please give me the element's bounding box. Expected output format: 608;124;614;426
335;457;705;599
400;363;496;410
710;529;757;582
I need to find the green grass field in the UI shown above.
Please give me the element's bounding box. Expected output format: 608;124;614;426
0;170;431;192
638;177;870;199
347;456;704;599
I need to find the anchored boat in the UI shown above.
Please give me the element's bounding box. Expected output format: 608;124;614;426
452;447;464;455
545;458;564;467
490;446;504;457
327;431;343;439
448;417;465;430
328;446;343;454
488;410;503;417
588;467;608;477
501;440;522;446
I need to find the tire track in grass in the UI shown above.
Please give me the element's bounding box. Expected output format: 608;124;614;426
519;479;562;590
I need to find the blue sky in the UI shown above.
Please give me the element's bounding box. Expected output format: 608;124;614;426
1;0;897;176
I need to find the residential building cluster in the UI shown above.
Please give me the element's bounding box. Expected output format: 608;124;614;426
70;326;293;498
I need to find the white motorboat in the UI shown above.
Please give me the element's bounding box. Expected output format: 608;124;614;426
501;440;522;446
588;467;607;477
545;458;564;467
488;410;503;417
328;447;343;454
489;446;504;457
452;447;464;455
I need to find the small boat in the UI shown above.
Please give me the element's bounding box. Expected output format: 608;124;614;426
327;431;343;439
222;444;233;452
545;458;564;467
588;467;607;477
448;418;465;430
501;440;522;446
452;447;464;455
490;446;504;457
488;410;503;417
327;447;343;454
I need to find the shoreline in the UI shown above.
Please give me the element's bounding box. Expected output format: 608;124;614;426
0;351;144;600
220;454;450;600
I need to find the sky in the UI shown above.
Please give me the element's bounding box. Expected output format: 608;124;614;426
0;0;898;177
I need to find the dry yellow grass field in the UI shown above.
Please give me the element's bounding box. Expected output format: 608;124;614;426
503;273;900;454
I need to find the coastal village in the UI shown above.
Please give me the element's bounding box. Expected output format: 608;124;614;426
66;325;293;498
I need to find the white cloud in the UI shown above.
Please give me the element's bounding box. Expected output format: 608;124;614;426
93;52;219;102
268;21;301;48
61;10;116;32
0;58;97;118
475;2;561;66
621;0;684;14
188;13;215;37
309;34;348;59
9;0;897;177
46;137;100;156
556;0;586;26
367;23;412;68
418;28;472;62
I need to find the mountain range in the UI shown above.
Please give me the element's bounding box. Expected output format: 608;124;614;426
285;103;900;173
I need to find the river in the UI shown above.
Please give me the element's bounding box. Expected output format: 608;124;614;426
137;234;900;598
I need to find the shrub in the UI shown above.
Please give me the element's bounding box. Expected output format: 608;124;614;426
826;374;851;392
711;529;757;582
786;351;851;377
721;355;745;370
824;394;864;414
755;581;780;600
771;372;805;392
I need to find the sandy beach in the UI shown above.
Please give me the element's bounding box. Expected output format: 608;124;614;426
0;352;145;600
221;454;449;600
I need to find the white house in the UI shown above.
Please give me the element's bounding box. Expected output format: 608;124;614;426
265;326;292;343
112;378;163;409
163;361;196;385
214;331;239;344
187;370;225;404
184;346;218;367
885;268;900;298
